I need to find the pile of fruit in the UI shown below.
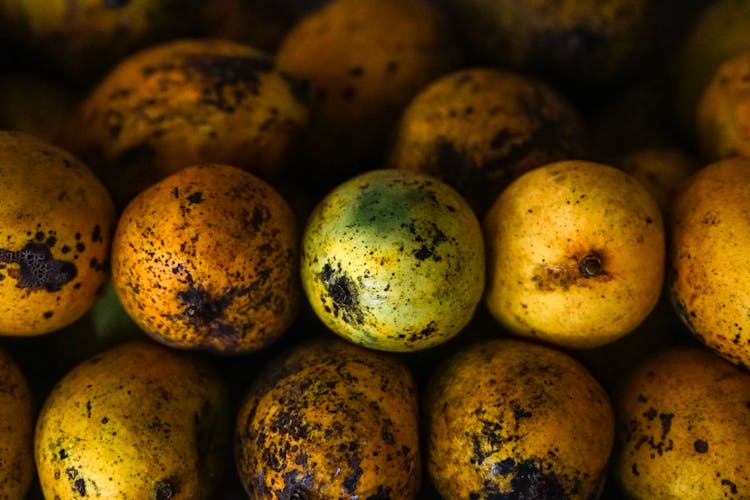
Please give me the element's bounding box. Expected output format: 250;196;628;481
2;0;750;498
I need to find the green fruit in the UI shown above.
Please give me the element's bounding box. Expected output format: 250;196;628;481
300;169;484;352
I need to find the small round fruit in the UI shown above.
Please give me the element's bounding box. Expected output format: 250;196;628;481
276;0;460;171
697;52;750;161
0;348;34;500
300;169;484;352
0;131;116;336
235;337;420;499
72;38;309;209
426;339;614;499
34;341;229;500
671;157;750;368
387;67;586;216
450;0;651;82
484;160;665;348
112;164;299;354
612;347;750;499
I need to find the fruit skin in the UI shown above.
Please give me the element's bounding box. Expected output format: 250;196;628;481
697;52;750;162
34;341;229;500
72;38;309;209
276;0;460;172
671;158;750;369
450;0;651;83
0;348;34;500
387;68;586;217
426;339;614;499
112;164;299;354
0;131;116;336
300;169;484;352
484;160;665;349
612;346;750;499
235;337;420;499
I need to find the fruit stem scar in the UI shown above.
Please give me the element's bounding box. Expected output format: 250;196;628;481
578;253;603;278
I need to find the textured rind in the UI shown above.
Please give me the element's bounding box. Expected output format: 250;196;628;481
235;337;421;499
0;348;34;500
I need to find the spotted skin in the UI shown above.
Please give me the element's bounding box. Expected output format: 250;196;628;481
426;339;614;500
0;131;116;336
111;164;299;354
300;169;484;352
235;337;420;499
0;349;34;500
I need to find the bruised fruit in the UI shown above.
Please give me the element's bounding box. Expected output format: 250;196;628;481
671;158;750;368
235;337;420;499
300;169;484;352
426;339;614;499
276;0;459;172
0;131;116;336
388;67;586;216
0;348;34;500
697;52;750;162
612;347;750;499
450;0;652;83
112;164;299;354
72;38;309;209
484;160;665;348
34;341;229;499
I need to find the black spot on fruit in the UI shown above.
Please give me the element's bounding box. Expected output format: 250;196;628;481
507;458;567;499
187;192;203;204
186;54;275;112
153;479;176;500
279;470;314;500
0;242;77;292
342;454;363;494
74;478;86;496
320;263;363;324
177;286;232;328
91;225;103;243
578;253;603;278
694;440;709;453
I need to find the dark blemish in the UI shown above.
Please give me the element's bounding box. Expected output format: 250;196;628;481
578;253;604;278
34;231;45;241
385;60;399;74
694;440;708;453
177;286;232;329
342;455;363;494
381;425;395;445
0;242;77;292
76;242;86;252
91;225;102;243
721;479;738;495
153;479;176;500
643;407;657;420
271;410;308;440
497;457;516;476
499;458;568;499
86;400;92;418
103;0;131;8
66;467;78;479
659;413;674;439
187;192;203;204
471;419;505;466
186;54;275;111
74;478;86;496
637;394;648;403
101;417;109;424
75;233;81;240
59;449;68;459
46;236;57;248
414;246;432;260
280;470;314;499
43;311;53;319
348;66;364;77
645;217;653;224
251;205;270;230
61;245;71;254
631;463;639;476
172;187;179;198
513;406;533;420
90;258;106;272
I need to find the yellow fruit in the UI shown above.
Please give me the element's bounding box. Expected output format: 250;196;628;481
426;339;614;499
112;164;299;354
276;0;459;170
72;38;309;209
34;341;229;499
235;337;420;499
300;169;484;352
484;160;665;348
697;52;750;161
0;131;116;336
388;67;586;216
612;346;750;499
671;157;750;368
0;348;34;500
